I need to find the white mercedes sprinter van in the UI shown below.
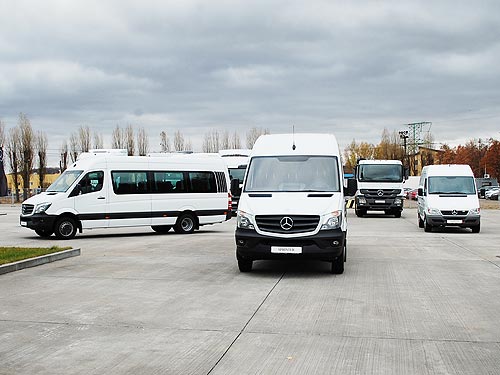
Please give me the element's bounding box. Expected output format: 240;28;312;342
417;164;480;233
20;153;231;239
233;133;347;274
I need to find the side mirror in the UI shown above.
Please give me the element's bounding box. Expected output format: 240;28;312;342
345;178;357;197
418;188;424;197
69;184;81;198
230;179;241;197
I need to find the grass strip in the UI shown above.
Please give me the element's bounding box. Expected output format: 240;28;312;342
0;246;72;265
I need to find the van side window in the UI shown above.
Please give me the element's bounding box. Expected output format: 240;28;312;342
188;172;216;193
152;172;186;193
111;171;149;194
79;171;104;195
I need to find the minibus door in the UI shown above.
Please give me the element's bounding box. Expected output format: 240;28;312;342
73;170;109;229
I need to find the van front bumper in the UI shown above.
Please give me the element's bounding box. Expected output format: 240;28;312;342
235;228;345;261
426;214;480;227
20;214;56;231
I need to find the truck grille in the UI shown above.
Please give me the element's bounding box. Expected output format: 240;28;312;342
255;215;320;234
22;204;34;215
360;189;401;198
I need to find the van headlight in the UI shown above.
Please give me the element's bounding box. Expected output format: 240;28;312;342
427;208;441;215
237;211;255;230
468;208;480;215
34;202;52;214
321;211;342;230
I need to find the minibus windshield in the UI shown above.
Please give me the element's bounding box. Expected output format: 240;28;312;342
428;176;476;195
47;170;83;192
358;164;403;182
244;156;340;192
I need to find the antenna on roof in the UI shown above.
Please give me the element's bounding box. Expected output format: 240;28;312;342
292;125;296;151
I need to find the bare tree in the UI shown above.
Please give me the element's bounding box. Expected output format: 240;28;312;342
36;131;48;190
0;119;5;147
185;139;192;152
77;125;91;153
221;130;230;150
69;133;78;162
137;127;149;156
174;130;188;151
125;124;135;156
160;131;171;152
230;131;241;149
19;113;35;200
6;127;21;201
112;125;125;149
202;130;220;153
93;131;104;149
246;127;270;149
60;141;68;172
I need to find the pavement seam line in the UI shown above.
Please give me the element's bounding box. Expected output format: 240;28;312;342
206;270;286;375
442;236;500;270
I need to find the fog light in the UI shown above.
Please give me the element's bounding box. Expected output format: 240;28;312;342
237;239;246;246
332;240;339;246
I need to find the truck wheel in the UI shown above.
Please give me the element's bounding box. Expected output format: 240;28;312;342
394;210;402;218
424;215;432;233
238;259;253;272
418;213;424;228
471;224;480;233
151;225;172;234
54;216;78;239
35;229;53;238
355;209;365;217
174;213;196;234
331;244;345;274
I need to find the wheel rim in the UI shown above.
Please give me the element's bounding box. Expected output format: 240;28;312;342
59;221;74;237
181;217;194;232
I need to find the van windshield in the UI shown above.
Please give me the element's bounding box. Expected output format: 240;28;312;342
46;170;83;192
358;164;403;182
229;168;246;184
244;156;340;192
428;176;476;195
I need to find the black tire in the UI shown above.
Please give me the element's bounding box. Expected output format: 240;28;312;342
418;213;424;228
424;215;432;232
151;225;172;234
173;213;196;234
35;229;53;238
54;216;78;239
471;224;480;233
238;259;253;272
394;210;402;218
331;244;345;274
355;209;365;217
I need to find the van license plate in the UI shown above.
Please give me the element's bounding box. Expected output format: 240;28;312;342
375;200;385;204
271;246;302;254
447;219;462;224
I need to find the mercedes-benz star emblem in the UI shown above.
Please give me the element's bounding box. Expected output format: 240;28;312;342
452;210;457;215
280;216;293;231
377;190;384;197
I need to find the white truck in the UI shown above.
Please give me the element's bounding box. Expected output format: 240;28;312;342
354;159;406;218
233;133;347;274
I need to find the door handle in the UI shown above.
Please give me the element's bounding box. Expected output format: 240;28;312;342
97;196;106;200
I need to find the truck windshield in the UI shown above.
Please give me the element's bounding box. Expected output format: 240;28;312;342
428;176;476;195
358;164;403;182
244;156;340;192
229;168;246;184
46;170;83;192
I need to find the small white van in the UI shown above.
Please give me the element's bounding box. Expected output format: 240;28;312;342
417;164;480;233
233;133;347;274
20;153;232;239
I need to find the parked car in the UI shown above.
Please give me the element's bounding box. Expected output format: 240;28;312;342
485;187;500;200
405;188;418;200
479;185;499;198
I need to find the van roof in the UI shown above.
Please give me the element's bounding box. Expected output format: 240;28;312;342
422;164;474;176
251;133;340;157
358;159;402;165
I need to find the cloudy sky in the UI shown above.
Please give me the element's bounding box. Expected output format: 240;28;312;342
1;0;500;164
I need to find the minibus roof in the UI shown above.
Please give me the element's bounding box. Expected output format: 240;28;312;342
422;164;474;177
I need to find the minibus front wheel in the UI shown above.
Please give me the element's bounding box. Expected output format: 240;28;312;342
54;216;78;240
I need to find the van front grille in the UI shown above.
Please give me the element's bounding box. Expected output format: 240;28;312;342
255;215;320;234
22;204;34;215
441;210;468;216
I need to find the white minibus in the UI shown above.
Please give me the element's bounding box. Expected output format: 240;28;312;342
218;149;250;214
417;164;480;233
233;133;348;274
20;154;232;239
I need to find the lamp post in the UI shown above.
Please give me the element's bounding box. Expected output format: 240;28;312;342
399;130;409;168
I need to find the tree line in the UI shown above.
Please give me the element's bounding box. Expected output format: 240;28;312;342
0;113;270;201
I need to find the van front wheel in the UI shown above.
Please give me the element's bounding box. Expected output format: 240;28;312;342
424;215;432;232
471;224;480;233
54;217;78;239
331;244;346;274
174;213;196;234
35;229;53;238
